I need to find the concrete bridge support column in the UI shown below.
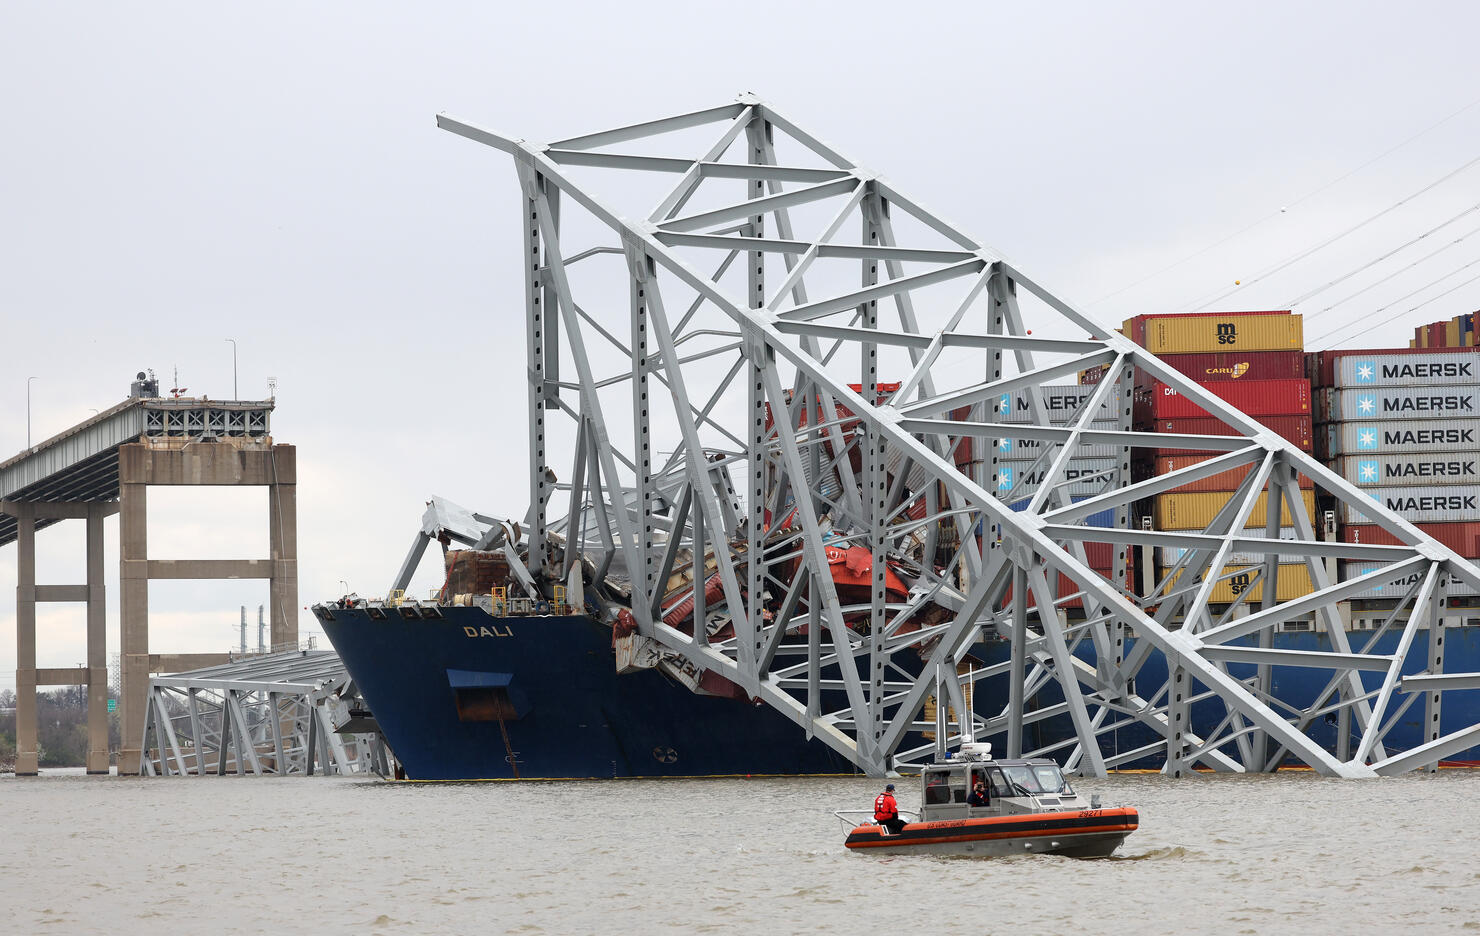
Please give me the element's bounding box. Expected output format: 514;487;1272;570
268;446;297;651
3;500;118;775
14;505;37;776
85;504;109;773
118;477;149;775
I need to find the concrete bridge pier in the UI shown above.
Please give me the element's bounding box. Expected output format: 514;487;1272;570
3;499;117;775
116;441;297;775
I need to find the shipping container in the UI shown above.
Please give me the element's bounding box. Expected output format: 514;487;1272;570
1317;385;1480;423
1079;541;1130;568
1153;489;1318;530
1082;350;1305;386
1126;311;1303;354
994;457;1121;498
1335;452;1480;488
1122;310;1293;346
1308;347;1480;388
1145;415;1314;455
1162;526;1300;565
1153;350;1306;383
1339;521;1480;558
1137;378;1311;420
1146;455;1313;494
1158;562;1315;603
1000;565;1132;610
1338;485;1480;524
992;384;1128;426
1006;494;1117;528
1322;418;1480;457
1339;560;1480;599
991;437;1121;460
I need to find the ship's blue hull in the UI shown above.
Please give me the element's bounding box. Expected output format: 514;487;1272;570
315;606;854;780
972;628;1480;767
317;603;1480;779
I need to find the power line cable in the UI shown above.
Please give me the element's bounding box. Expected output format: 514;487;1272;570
1396;269;1480;316
1305;221;1480;319
1289;201;1480;309
1089;93;1480;307
1181;151;1480;314
1326;270;1480;348
1313;254;1480;348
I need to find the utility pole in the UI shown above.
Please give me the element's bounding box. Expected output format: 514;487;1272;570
26;376;37;448
225;338;238;399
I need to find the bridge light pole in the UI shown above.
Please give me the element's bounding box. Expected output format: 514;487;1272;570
225;338;238;399
26;376;37;448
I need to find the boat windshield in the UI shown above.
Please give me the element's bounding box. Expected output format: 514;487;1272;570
1000;764;1073;795
1032;764;1073;795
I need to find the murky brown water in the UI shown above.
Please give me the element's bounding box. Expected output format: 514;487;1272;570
2;770;1478;933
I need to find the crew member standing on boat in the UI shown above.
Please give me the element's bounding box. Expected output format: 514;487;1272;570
874;783;906;835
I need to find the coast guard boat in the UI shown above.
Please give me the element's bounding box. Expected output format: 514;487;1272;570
838;744;1138;857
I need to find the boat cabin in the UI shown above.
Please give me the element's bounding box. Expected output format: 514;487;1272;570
917;754;1084;822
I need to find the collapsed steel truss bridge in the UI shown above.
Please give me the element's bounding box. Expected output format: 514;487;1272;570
438;96;1480;778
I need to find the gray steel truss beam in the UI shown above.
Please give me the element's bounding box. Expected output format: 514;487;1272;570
439;97;1480;779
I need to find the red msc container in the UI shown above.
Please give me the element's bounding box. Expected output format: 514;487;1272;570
1148;454;1314;494
1146;415;1314;456
1339;521;1480;558
1137;378;1311;420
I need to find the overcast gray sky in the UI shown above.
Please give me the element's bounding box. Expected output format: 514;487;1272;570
3;2;1479;683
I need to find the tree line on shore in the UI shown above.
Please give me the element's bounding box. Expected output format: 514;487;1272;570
0;688;121;771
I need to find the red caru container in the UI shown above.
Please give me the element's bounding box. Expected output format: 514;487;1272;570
1149;350;1306;383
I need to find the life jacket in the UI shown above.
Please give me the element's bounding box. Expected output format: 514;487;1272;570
874;792;898;821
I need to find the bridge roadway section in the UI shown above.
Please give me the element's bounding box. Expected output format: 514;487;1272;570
0;394;295;775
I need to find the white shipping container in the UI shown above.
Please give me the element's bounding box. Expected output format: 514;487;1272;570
1329;350;1480;389
1324;419;1480;456
994;457;1120;497
1336;453;1480;488
1162;527;1301;566
992;437;1120;459
993;384;1127;426
1338;485;1480;524
1339;561;1480;599
1319;385;1480;422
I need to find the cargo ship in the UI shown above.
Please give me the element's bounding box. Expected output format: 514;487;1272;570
314;311;1480;780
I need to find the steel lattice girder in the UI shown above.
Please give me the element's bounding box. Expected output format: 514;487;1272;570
138;651;385;777
440;95;1480;778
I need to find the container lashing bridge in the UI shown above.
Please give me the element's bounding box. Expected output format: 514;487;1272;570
438;96;1480;778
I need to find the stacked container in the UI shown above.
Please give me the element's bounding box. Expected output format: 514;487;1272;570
1118;310;1317;603
1307;347;1480;599
1408;311;1479;348
990;383;1125;530
975;382;1135;607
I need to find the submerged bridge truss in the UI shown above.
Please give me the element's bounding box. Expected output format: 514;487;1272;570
439;96;1480;778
